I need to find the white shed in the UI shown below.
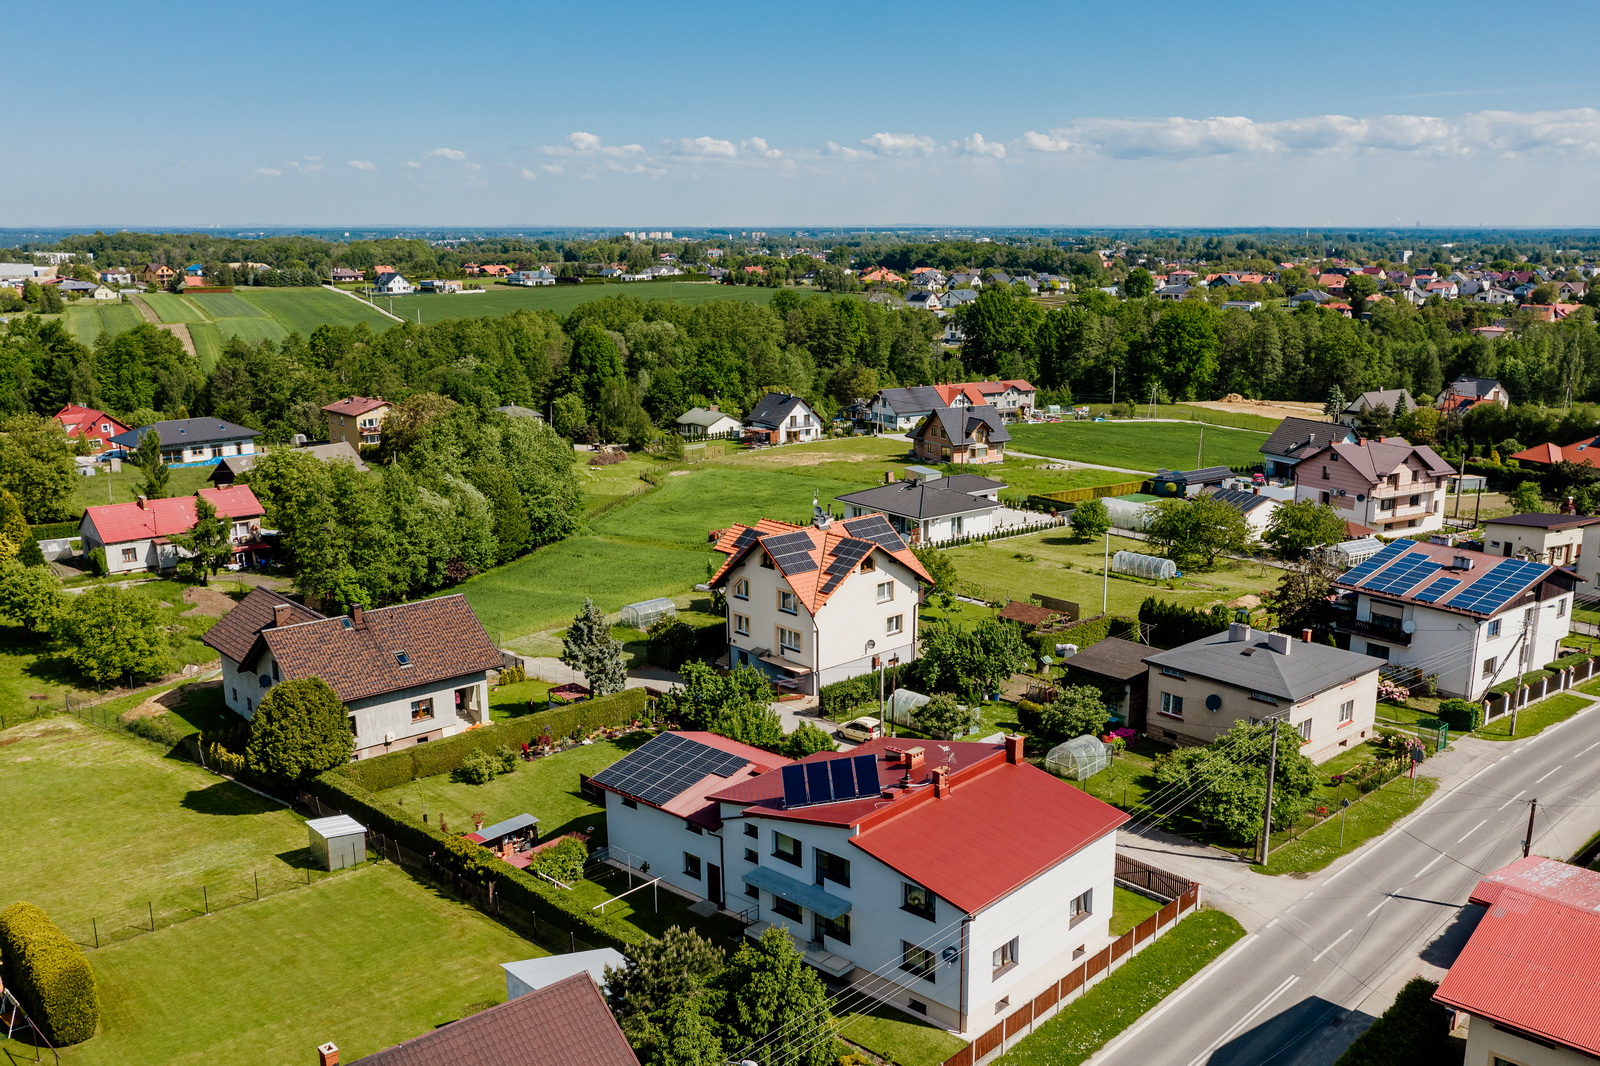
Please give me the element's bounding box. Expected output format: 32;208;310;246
306;815;367;871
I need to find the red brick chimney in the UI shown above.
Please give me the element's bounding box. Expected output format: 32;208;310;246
272;604;292;628
317;1044;339;1066
1302;628;1313;643
351;604;364;628
931;765;950;798
904;746;925;773
1005;734;1024;764
136;495;148;509
1356;437;1367;447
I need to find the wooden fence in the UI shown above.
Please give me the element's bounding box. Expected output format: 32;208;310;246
1483;653;1600;721
938;862;1202;1066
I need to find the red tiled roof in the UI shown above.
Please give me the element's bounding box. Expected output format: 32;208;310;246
1510;437;1600;466
997;600;1062;626
83;486;264;545
53;404;129;440
321;395;389;417
1434;858;1600;1057
708;516;932;612
359;972;639;1066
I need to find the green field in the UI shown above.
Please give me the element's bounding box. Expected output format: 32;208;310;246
1008;421;1267;472
70;461;214;514
391;280;788;324
137;293;209;324
62;301;144;344
237;287;396;333
593;466;861;549
186;292;267;318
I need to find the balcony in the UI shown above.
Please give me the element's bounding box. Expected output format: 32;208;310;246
1335;616;1411;646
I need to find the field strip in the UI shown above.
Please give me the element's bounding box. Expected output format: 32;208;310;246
159;322;197;357
323;283;405;322
129;295;159;324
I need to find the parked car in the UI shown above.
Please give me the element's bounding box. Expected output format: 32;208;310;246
838;716;884;743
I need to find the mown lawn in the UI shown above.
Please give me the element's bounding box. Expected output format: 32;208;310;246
69;462;214;514
1008;421;1266;472
837;1000;969;1066
1110;886;1165;936
1256;774;1439;876
996;909;1246;1066
50;862;540;1066
487;676;557;721
592;466;862;549
1474;692;1592;740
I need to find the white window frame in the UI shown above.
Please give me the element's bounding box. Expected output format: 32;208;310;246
877;581;894;603
778;627;801;655
1159;692;1183;719
733;614;750;636
1339;700;1355;725
733;578;749;600
887;614;903;636
1482;656;1498;678
778;590;798;615
1487;618;1502;638
991;937;1019;974
1068;889;1092;917
1296;719;1313;743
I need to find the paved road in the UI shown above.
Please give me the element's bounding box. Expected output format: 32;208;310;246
1095;703;1600;1066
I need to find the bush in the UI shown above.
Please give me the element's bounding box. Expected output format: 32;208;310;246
204;742;249;777
1333;978;1452;1066
0;902;99;1045
1545;651;1591;672
1487;668;1554;696
245;677;354;784
529;837;589;883
1436;698;1482;733
818;674;878;717
457;747;515;785
1138;597;1230;649
498;663;527;685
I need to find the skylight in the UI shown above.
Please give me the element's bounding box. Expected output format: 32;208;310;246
395;651;411;667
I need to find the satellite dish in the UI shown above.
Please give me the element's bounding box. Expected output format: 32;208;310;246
1205;694;1222;712
1401;619;1416;634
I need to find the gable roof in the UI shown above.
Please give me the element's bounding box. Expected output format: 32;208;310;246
835;480;1001;520
213;442;368;480
1483;512;1600;531
53;404;128;437
1260;416;1352;460
1333;540;1560;618
1443;376;1504;399
1342;389;1414;415
358;972;638;1066
1510;436;1600;467
743;392;813;428
708;515;932;612
675;406;739;428
257;594;503;702
1143;627;1381;702
1205;486;1274;514
914;404;1010;448
1300;437;1454;483
875;386;947;415
83;486;264;545
1062;636;1151;681
201;587;326;664
108;417;261;450
322;396;389;417
589;731;789;829
996;600;1063;626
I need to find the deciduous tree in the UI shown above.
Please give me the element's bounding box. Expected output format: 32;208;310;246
0;415;76;522
1146;497;1252;570
133;428;170;500
913;692;978;739
1151;720;1319;842
245;676;354;783
1069;497;1111;540
1018;684;1111;747
1262;499;1346;559
715;927;835;1066
170;494;234;584
56;586;176;684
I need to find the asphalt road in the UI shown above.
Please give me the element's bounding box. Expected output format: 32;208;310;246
1095;704;1600;1066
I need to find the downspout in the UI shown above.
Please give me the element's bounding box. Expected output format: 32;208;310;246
811;605;821;697
714;820;727;910
958;914;972;1037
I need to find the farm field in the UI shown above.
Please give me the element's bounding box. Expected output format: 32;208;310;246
62;301;143;344
1008;420;1267;472
383;280;790;324
237;287;397;333
187;292;267;318
592;466;862;549
137;292;209;324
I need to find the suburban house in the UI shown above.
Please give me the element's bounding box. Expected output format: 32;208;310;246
140;263;176;285
674;405;742;438
355;971;639;1066
1338;389;1415;428
209;441;367;487
1062;636;1150;732
905;291;942;312
507;268;557;286
79;486;267;575
1258;416;1355;479
1436;376;1510;416
52;404;131;454
374;272;414;295
1482;512;1600;565
1290;436;1454;535
328;267;364;284
1150;466;1232;498
202;588;502;758
865;381;1035;432
99;270;133;285
1509;436;1600;468
323;396;392;448
743;392;823;445
1330;539;1576;700
909;405;1008;465
591;731;1128;1038
419;279;463;293
835;470;1004;544
708;510;932;694
1202;486;1278;536
1433;857;1600;1066
1143;624;1380;763
107;417;261;467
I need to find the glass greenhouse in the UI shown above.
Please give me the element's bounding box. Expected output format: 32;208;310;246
620;597;677;629
1113;550;1178;581
1045;735;1111;781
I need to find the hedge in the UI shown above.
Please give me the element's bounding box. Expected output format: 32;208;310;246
1333;978;1452;1066
819;674;879;717
1546;651;1593;672
1027;480;1148;508
1027;614;1138;658
1138;597;1231;649
1435;698;1482;733
0;902;99;1046
1487;668;1555;697
28;521;79;542
345;687;650;791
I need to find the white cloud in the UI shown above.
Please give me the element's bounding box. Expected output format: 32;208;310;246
741;137;781;159
541;131;647;159
678;135;738;157
861;132;936;154
426;147;467;160
346;160;376;171
962;133;1006;158
403;160;422;169
542;164;564;175
465;162;481;170
519;169;539;181
253;167;282;176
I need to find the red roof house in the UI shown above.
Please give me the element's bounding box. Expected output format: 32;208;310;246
79;486;265;575
53;404;130;454
1510;437;1600;467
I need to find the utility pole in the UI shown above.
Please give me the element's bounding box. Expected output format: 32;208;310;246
1523;797;1538;858
1258;719;1281;866
1103;530;1110;613
1110;367;1117;408
1197;423;1205;469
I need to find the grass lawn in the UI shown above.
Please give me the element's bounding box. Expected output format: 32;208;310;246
1110;886;1165;936
1474;692;1592;741
487;676;557;720
578;454;674;513
237;286;396;333
943;531;1278;619
186;292;267;318
0;623;90;718
69;462;214;514
62;301;144;345
837;1001;969;1066
593;466;862;549
1256;774;1439;876
0;716;310;935
396;280;789;325
50;862;540;1066
1008;421;1266;472
996;909;1246;1066
378;735;647;842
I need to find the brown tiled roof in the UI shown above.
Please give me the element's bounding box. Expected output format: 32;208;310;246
997;599;1061;626
358;972;639;1066
262;594;503;702
201;587;324;665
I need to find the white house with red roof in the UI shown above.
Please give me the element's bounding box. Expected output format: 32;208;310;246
79;487;267;575
1434;857;1600;1065
52;404;130;455
708;509;932;695
592;731;1127;1037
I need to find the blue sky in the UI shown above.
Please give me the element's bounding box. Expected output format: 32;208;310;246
16;2;1600;227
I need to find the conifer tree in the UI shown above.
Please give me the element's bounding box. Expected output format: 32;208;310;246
561;596;627;695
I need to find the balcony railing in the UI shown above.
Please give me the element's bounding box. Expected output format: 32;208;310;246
1335;616;1412;646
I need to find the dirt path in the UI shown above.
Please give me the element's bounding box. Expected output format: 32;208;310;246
129;294;160;323
1181;398;1324;420
323;283;406;323
127;294;198;355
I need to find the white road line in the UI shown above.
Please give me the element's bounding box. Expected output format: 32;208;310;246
1101;932;1258;1060
1184;974;1299;1066
1498;755;1510;762
1536;765;1562;783
1456;819;1488;843
1311;929;1352;962
1577;740;1600;758
1366;897;1389;917
1415;854;1445;877
1264;918;1279;930
1498;789;1526;811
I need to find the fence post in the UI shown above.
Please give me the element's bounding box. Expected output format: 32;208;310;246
202;885;208;915
91;917;98;949
148;901;155;932
254;872;260;900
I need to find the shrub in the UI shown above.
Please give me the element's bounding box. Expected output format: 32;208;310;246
458;748;500;785
529;837;589;884
1138;598;1230;649
497;663;527;685
0;902;99;1045
818;674;878;717
1545;651;1591;672
1333;978;1451;1066
245;677;354;784
204;742;249;777
1487;668;1555;696
1436;698;1482;733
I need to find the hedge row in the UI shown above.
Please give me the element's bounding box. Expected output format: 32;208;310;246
1487;668;1555;697
1546;650;1593;672
1333;978;1452;1066
306;771;642;950
819;673;879;717
1028;479;1148;507
1436;698;1483;733
345;687;650;791
0;902;99;1046
28;521;79;542
1026;613;1138;658
1138;597;1231;649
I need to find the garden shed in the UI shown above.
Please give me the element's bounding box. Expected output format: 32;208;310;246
621;597;677;629
1045;735;1111;781
306;815;367;871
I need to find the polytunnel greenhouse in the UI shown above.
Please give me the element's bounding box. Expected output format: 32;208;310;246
1112;550;1178;581
1045;735;1111;781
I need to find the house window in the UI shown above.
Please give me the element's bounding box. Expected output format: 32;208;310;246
1322;466;1329;480
903;882;936;920
760;553;775;569
621;798;637;809
733;614;750;636
995;997;1010;1014
773;831;801;866
778;627;802;655
815;849;850;887
120;547;138;562
1248;691;1278;705
992;937;1019;975
772;896;802;921
1159;692;1183;719
1488;619;1502;638
1559;598;1568;618
877;581;894;603
733;579;749;600
685;823;703;835
861;555;875;571
1339;700;1355;725
231;687;238;702
1364;643;1390;661
744;823;758;838
1296;719;1313;743
683;853;702;880
1069;889;1093;917
887;615;903;636
1409;494;1420;507
411;698;434;722
744;848;758;863
815;913;851;946
1160;666;1185;680
347;715;357;735
1378;499;1394;512
779;590;798;615
1482;656;1498;678
901;942;937;981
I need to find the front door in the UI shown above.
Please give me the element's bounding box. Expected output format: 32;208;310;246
1503;543;1513;557
707;864;723;908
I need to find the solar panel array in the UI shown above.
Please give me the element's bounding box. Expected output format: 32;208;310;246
780;753;882;808
819;537;874;596
1449;560;1548;615
1364;552;1442;595
1339;540;1410;584
729;527;762;554
1413;577;1461;604
763;530;818;575
590;732;749;807
842;514;906;552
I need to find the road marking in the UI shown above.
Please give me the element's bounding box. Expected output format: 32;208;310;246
1578;740;1600;758
1184;974;1300;1066
1366;897;1389;917
1456;819;1488;843
1099;932;1258;1060
1535;765;1562;783
1415;854;1445;877
1264;918;1279;930
1498;755;1510;762
1311;929;1352;962
1498;789;1526;811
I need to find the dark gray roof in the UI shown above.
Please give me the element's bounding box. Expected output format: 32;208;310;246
1446;376;1504;398
938;473;1007;494
1144;629;1381;702
1207;487;1274;513
1289;288;1334;303
108;418;261;449
744;392;811;428
1261;416;1351;460
916;404;1010;447
876;386;946;415
836;480;1001;520
1064;637;1151;682
1154;466;1231;485
675;406;736;427
1484;513;1600;531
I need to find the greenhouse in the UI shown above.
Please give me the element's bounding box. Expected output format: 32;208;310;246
1102;494;1157;531
620;597;677;629
1045;735;1111;781
1112;550;1178;581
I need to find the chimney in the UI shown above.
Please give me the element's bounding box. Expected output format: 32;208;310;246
904;746;925;773
317;1044;339;1066
351;604;365;628
931;765;951;797
1266;632;1293;656
1228;622;1252;643
884;470;896;485
136;494;148;509
1301;628;1313;643
1004;734;1024;765
708;404;718;412
1356;437;1367;447
272;604;292;628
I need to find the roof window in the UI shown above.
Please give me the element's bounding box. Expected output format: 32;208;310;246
395;651;411;667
